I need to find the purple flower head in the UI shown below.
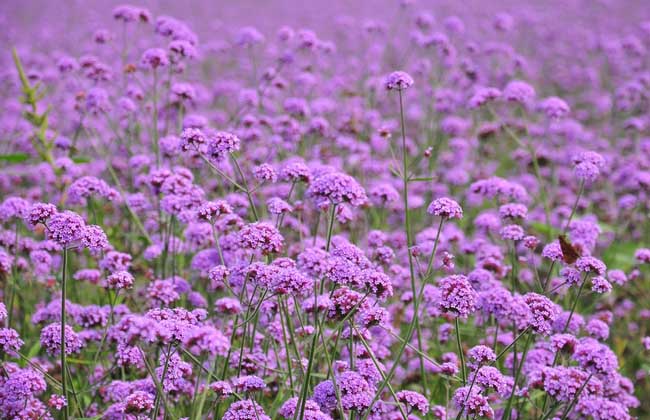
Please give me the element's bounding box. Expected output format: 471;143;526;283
233;375;265;393
180;127;207;152
0;197;29;221
207;131;241;161
591;276;612;293
48;394;68;411
222;399;271;420
503;80;535;104
396;390;429;414
26;202;57;227
238;222;284;255
141;48;169;69
468;87;501;108
106;271;135;290
385;71;414;90
467;345;497;370
47;211;86;247
438;275;478;318
254;164;278;183
196;200;233;222
40;323;84;356
124;391;154;414
573;338;619;376
523;293;559;335
452;386;493;419
573;151;605;182
267;197;293;215
0;328;24;356
281;161;312;183
576;256;606;276
500;224;525;241
540;96;570;119
81;225;110;251
499;203;528;220
427;197;463;219
338;371;373;411
307;172;368;208
634;248;650;264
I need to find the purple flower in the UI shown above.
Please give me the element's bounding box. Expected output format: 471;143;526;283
124;391;154;414
452;386;493;419
503;80;535;103
576;256;607;276
180;127;207;151
338;371;373;411
48;394;68;411
222;399;271;420
207;131;241;161
438;275;478;318
635;248;650;264
385;71;414;90
523;293;558;335
0;328;23;355
233;375;266;393
427;197;463;219
40;323;84;356
540;96;570;119
467;345;497;370
25;202;57;227
81;225;110;251
307;172;368;208
141;48;169;69
573;338;619;375
500;224;525;241
0;197;29;221
238;222;284;255
396;390;429;413
106;271;135;290
47;211;86;247
254;164;278;182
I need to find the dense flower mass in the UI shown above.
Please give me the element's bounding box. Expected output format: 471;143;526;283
0;1;649;419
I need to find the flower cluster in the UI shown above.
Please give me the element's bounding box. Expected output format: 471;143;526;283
0;1;647;419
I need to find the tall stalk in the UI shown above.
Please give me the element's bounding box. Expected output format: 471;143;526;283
60;248;69;420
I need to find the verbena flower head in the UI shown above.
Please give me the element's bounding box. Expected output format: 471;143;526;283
40;323;84;356
523;293;559;335
106;270;135;290
540;96;570;119
25;202;57;227
47;211;86;247
385;71;414;90
438;275;478;318
238;222;284;255
427;197;463;219
396;390;429;414
307;172;368;208
222;399;271;420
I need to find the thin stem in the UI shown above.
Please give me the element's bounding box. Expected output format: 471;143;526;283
503;331;533;420
60;247;69;420
152;68;160;167
455;317;466;385
295;204;337;420
562;179;585;232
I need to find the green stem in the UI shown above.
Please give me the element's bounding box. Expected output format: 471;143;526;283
61;247;69;420
455;317;466;385
295;204;337;420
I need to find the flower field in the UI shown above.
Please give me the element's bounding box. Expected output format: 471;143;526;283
1;1;650;419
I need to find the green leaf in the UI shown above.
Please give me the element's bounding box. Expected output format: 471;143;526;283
26;340;41;358
602;241;637;271
72;156;92;163
0;153;29;163
529;221;560;238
